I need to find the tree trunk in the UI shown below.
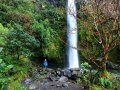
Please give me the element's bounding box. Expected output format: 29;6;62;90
101;53;108;77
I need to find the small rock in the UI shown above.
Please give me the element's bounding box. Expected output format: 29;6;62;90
72;70;78;75
56;76;60;80
29;84;37;90
56;68;62;75
51;70;56;75
56;70;61;76
63;69;72;77
62;83;69;87
45;74;50;78
67;82;71;84
56;83;62;87
41;82;44;85
56;84;61;87
39;69;42;72
46;68;53;72
49;74;57;81
34;74;40;79
43;79;48;83
50;84;54;86
59;76;68;83
25;78;32;85
81;86;84;89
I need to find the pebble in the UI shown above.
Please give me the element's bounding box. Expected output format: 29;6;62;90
29;84;37;90
56;84;62;87
62;83;69;87
25;78;32;85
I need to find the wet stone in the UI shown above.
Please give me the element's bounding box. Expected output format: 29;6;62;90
62;83;69;87
49;74;57;81
56;70;61;76
63;69;72;77
56;83;62;87
51;70;56;75
29;83;37;90
72;70;78;75
59;76;68;83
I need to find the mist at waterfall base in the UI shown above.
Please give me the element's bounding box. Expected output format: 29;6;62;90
66;0;80;69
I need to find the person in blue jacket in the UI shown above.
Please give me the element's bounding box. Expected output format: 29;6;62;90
43;59;48;69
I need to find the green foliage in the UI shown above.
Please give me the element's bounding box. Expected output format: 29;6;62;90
78;21;100;64
76;78;81;84
99;77;112;88
0;0;65;60
15;86;27;90
0;3;11;23
33;19;61;58
0;0;34;12
0;23;33;90
80;62;92;86
80;62;113;89
0;46;30;90
0;58;13;90
39;7;65;30
6;23;39;58
90;85;102;90
1;55;31;90
0;4;65;90
0;23;8;46
32;1;66;59
81;62;91;71
0;59;13;73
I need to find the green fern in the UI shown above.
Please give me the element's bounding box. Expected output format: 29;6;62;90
99;77;112;88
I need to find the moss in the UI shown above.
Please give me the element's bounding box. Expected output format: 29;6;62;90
90;85;102;90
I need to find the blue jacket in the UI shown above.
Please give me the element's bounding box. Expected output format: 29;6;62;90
43;60;48;67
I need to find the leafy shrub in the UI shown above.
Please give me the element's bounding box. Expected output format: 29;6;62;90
6;23;39;59
39;6;65;31
90;85;102;90
80;62;92;86
14;86;27;90
99;77;112;88
0;54;31;90
0;58;13;90
0;3;11;23
7;12;31;25
33;19;61;58
0;0;34;12
80;62;113;89
0;23;8;46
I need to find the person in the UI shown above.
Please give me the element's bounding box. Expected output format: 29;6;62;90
43;59;48;69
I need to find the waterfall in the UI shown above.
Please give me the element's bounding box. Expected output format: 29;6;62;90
67;0;79;69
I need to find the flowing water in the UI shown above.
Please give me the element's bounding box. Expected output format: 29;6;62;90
67;0;79;69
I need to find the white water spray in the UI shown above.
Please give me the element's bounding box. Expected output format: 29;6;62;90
67;0;79;69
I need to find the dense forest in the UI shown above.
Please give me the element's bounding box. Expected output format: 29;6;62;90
0;0;120;90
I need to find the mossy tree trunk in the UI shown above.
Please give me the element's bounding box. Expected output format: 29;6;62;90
101;51;108;77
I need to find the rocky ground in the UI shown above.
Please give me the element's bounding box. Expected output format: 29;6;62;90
22;61;120;90
23;79;83;90
22;66;85;90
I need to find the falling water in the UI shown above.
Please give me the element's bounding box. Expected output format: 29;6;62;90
67;0;79;69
